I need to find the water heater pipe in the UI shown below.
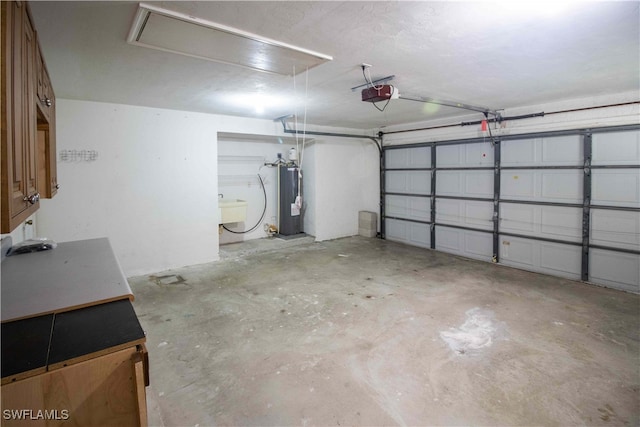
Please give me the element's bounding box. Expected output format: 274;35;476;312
274;115;382;154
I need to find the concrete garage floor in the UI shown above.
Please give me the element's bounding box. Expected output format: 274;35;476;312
128;236;639;427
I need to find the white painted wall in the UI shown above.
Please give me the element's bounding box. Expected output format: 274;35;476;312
37;100;219;276
302;143;317;237
312;138;380;241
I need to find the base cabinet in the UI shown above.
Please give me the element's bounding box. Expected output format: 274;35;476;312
1;345;148;427
1;239;149;426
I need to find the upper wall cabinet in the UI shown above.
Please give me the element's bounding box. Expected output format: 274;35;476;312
36;41;57;200
1;1;57;234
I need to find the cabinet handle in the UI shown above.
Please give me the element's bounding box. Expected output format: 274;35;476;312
55;184;60;189
24;193;40;204
40;97;52;107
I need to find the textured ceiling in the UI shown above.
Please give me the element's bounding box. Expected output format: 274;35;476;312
30;1;640;130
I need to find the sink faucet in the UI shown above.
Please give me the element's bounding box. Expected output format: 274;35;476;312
218;194;224;199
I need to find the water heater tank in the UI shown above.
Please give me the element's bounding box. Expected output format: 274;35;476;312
279;166;301;236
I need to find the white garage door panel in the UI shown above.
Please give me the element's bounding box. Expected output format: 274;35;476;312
385;171;431;194
541;207;582;238
500;204;581;241
540;245;582;278
592;131;640;165
437;143;493;167
500;204;535;233
590;210;640;251
500;235;582;280
436;228;492;261
501;135;582;166
436;199;493;230
501;172;534;199
541;136;583;165
589;249;640;293
386;147;431;168
542;172;583;201
436;172;461;196
465;172;494;197
385;218;431;249
385;195;430;222
501;170;582;203
592;170;640;207
437;170;493;198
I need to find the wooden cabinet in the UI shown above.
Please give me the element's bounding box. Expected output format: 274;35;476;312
1;1;36;231
1;1;57;234
1;304;149;427
36;43;58;199
2;344;149;427
36;44;54;119
1;239;149;426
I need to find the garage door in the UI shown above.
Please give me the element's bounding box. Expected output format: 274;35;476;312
382;126;640;293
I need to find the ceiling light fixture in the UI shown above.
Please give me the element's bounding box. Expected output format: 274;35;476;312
494;1;574;18
127;3;333;76
222;93;293;115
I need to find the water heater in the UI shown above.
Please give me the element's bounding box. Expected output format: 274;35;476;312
278;165;301;236
288;147;297;162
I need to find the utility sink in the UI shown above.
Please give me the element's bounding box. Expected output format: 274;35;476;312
218;199;247;224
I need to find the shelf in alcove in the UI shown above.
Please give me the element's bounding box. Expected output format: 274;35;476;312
218;174;266;187
217;155;265;164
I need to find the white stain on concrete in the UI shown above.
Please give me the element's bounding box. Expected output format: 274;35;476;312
440;308;503;355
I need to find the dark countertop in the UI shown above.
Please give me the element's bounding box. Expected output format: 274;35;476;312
1;299;146;382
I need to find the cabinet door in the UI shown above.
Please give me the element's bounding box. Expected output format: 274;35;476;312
35;44;53;121
36;43;44;107
48;91;58;196
1;2;55;233
23;8;39;204
6;1;30;222
37;107;57;198
36;53;57;198
2;2;40;233
1;346;147;427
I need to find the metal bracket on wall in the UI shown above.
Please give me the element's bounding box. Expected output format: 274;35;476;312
430;144;437;249
380;133;386;239
350;75;395;92
581;133;593;281
492;139;501;263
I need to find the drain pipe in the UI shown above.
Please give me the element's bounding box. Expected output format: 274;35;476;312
378;131;385;239
275;115;384;238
